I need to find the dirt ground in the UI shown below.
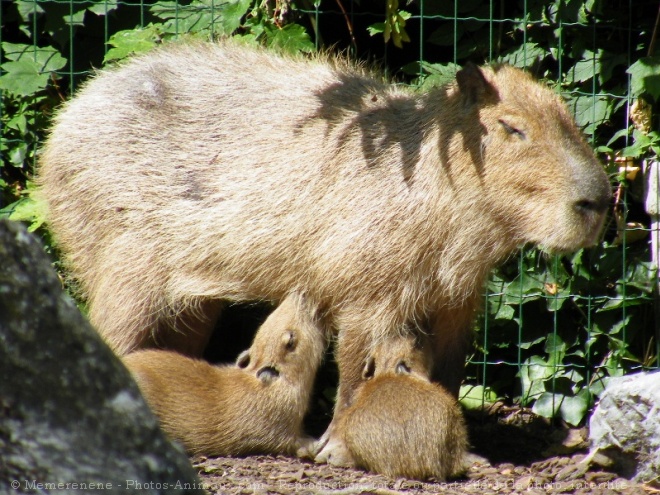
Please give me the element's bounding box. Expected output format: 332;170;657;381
192;406;656;495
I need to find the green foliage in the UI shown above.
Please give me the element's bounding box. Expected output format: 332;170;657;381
1;182;47;232
104;25;167;63
104;0;314;64
628;57;660;101
475;239;656;425
0;42;66;96
459;384;498;410
0;42;62;216
368;0;411;49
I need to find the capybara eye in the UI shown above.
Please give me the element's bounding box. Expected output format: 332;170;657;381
236;350;250;368
257;366;280;383
284;331;296;351
395;360;412;375
498;119;526;140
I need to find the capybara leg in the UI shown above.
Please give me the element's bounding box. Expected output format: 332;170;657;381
429;321;471;398
315;325;371;465
149;299;223;357
88;281;158;356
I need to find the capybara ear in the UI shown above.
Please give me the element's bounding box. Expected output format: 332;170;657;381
236;350;251;368
456;62;497;105
362;357;376;380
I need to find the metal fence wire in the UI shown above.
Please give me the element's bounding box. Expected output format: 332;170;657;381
1;0;659;425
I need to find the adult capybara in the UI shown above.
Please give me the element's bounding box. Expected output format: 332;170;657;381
37;40;611;461
334;335;468;480
123;293;327;456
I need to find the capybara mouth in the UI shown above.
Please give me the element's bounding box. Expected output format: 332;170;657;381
257;366;280;383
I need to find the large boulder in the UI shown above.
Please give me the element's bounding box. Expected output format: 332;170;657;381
0;219;203;494
588;371;660;485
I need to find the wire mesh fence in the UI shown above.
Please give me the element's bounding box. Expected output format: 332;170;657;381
1;0;658;425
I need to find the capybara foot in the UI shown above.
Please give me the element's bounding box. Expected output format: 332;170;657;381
295;435;318;460
314;432;357;468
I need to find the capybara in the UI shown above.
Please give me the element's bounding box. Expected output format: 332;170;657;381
333;335;468;480
122;292;326;456
37;41;611;460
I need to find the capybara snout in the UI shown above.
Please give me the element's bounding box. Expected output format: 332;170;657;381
237;350;283;383
256;366;280;383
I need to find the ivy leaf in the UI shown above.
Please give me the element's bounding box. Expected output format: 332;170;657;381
519;355;552;405
403;61;459;90
151;1;215;35
494;303;515;321
606;127;631;147
627;56;660;101
7;113;28;134
87;1;120;16
0;42;67;96
459;384;498;410
220;0;252;35
367;23;386;36
372;0;411;48
532;391;590;426
2;42;67;70
566;51;598;84
8;142;28;166
62;8;87;26
5;189;48;233
15;1;45;22
544;334;566;366
547;288;571;312
105;25;164;63
504;273;544;305
532;391;561;419
0;60;51;96
498;42;548;68
566;93;611;135
268;24;315;54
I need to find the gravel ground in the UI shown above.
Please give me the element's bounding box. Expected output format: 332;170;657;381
192;407;656;495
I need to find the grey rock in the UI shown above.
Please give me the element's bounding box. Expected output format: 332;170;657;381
588;371;660;485
0;219;203;494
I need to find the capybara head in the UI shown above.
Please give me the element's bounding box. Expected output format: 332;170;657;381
448;64;611;252
235;292;326;385
363;333;433;382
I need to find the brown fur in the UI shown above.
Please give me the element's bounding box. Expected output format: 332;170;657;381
37;41;610;459
332;335;468;480
123;293;326;456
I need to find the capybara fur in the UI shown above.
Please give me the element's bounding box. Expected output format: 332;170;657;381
336;336;468;480
37;40;611;458
123;293;326;457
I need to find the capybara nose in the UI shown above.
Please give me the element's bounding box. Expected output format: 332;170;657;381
395;360;412;375
572;169;612;216
257;366;280;383
573;194;610;215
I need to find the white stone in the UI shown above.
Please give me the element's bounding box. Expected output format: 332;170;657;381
588;371;660;484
